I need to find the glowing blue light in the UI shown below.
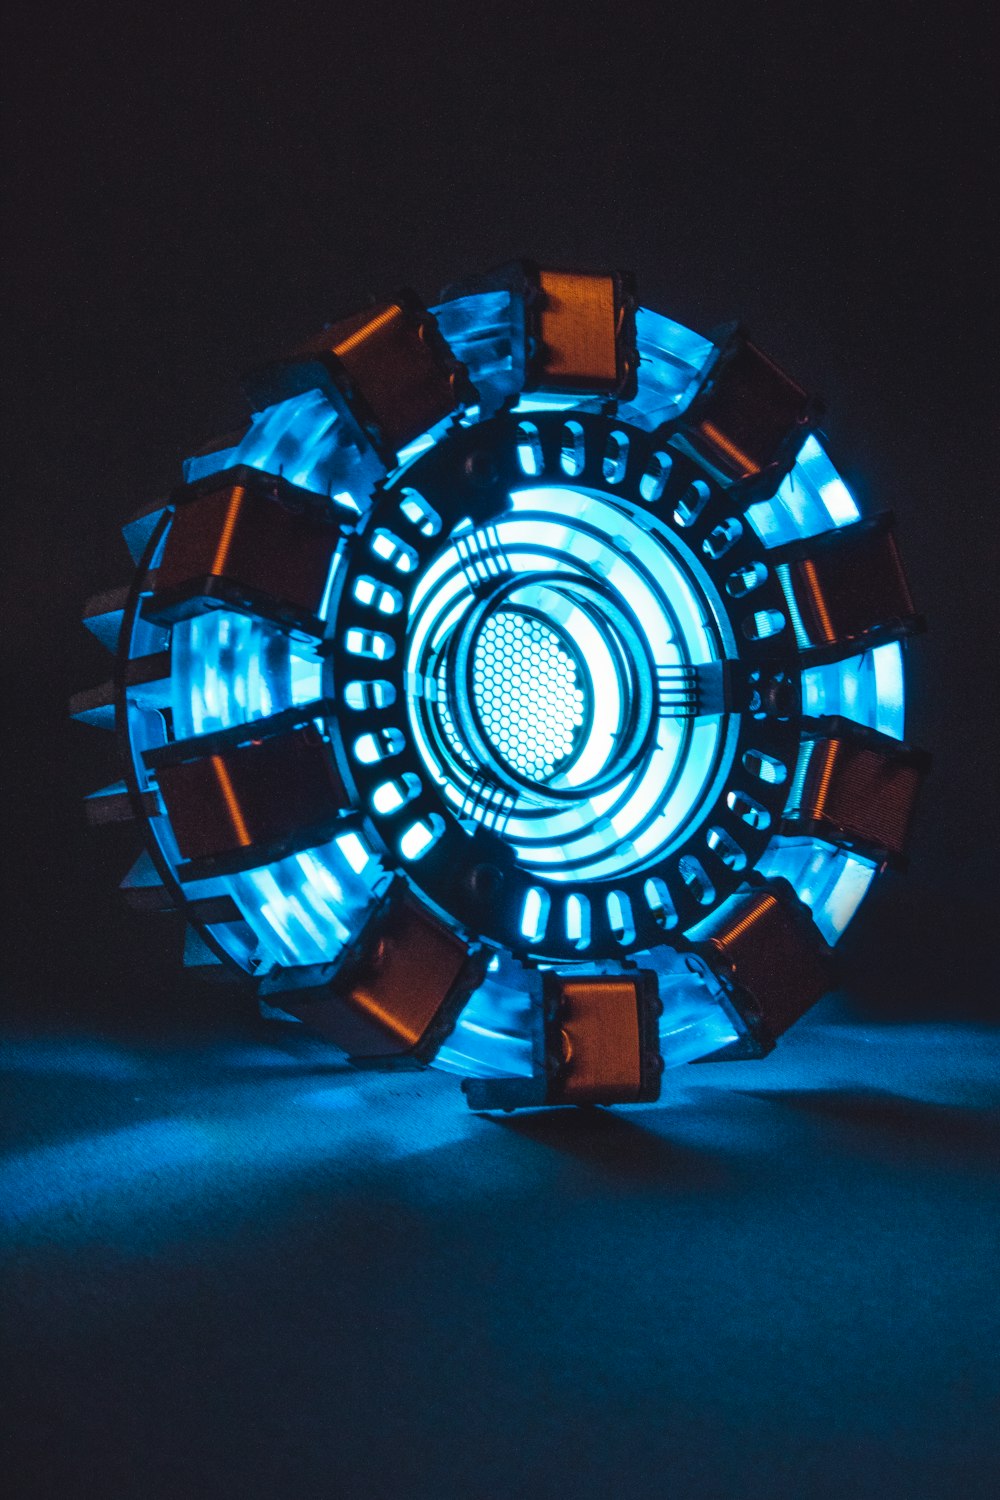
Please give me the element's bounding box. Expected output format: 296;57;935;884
641;947;742;1065
399;819;436;860
403;484;730;889
396;432;436;466
227;832;379;972
435;958;536;1078
183;388;382;512
801;643;905;739
154;293;907;1086
473;611;584;779
430;297;715;428
171;612;323;740
746;434;861;548
337;830;373;875
617;307;715;430
432;291;526;413
756;836;877;943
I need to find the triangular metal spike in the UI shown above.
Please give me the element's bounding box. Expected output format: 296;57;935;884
69;680;116;729
183;926;223;968
84;782;160;827
119;849;173;911
122;499;170;563
84;782;132;826
119;848;161;890
82;585;129;652
70;652;173;729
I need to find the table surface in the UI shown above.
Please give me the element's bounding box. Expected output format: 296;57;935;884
3;1000;999;1500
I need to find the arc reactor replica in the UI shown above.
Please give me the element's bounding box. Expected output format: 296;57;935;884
76;262;927;1109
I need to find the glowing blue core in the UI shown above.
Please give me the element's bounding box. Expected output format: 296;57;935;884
403;482;733;885
472;609;585;782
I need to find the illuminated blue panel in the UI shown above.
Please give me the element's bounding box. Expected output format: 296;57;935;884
171;611;323;740
512;394;583;414
193;916;260;973
756;835;878;943
435;958;535;1079
432;291;526;414
183;448;240;485
746;434;861;548
657;982;740;1064
396;412;461;469
770;640;904;933
617;307;716;430
228;834;379;972
801;642;905;740
638;947;742;1065
183;388;383;513
403;484;730;888
166;611;374;976
436;951;741;1079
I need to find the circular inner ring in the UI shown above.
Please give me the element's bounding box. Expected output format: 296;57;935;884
449;569;659;803
402;475;736;886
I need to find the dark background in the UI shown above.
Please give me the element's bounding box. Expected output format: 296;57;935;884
4;4;998;1497
5;0;998;1026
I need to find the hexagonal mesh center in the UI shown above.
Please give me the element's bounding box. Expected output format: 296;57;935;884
472;609;585;782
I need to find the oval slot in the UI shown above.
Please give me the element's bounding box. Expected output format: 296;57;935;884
726;790;771;830
726;562;768;598
353;576;403;616
679;855;716;905
641;876;680;924
674;480;710;528
371;528;419;574
560;421;585;477
603;430;629;484
345;628;394;660
371;774;421;816
643;876;678;929
565;893;591;950
520;885;551;942
640;450;672;502
703;517;743;559
400;815;444;861
607;889;636;944
344;679;396;711
399;489;441;537
742;608;786;641
706;825;747;871
742;749;787;785
516;422;544;477
353;728;405;764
